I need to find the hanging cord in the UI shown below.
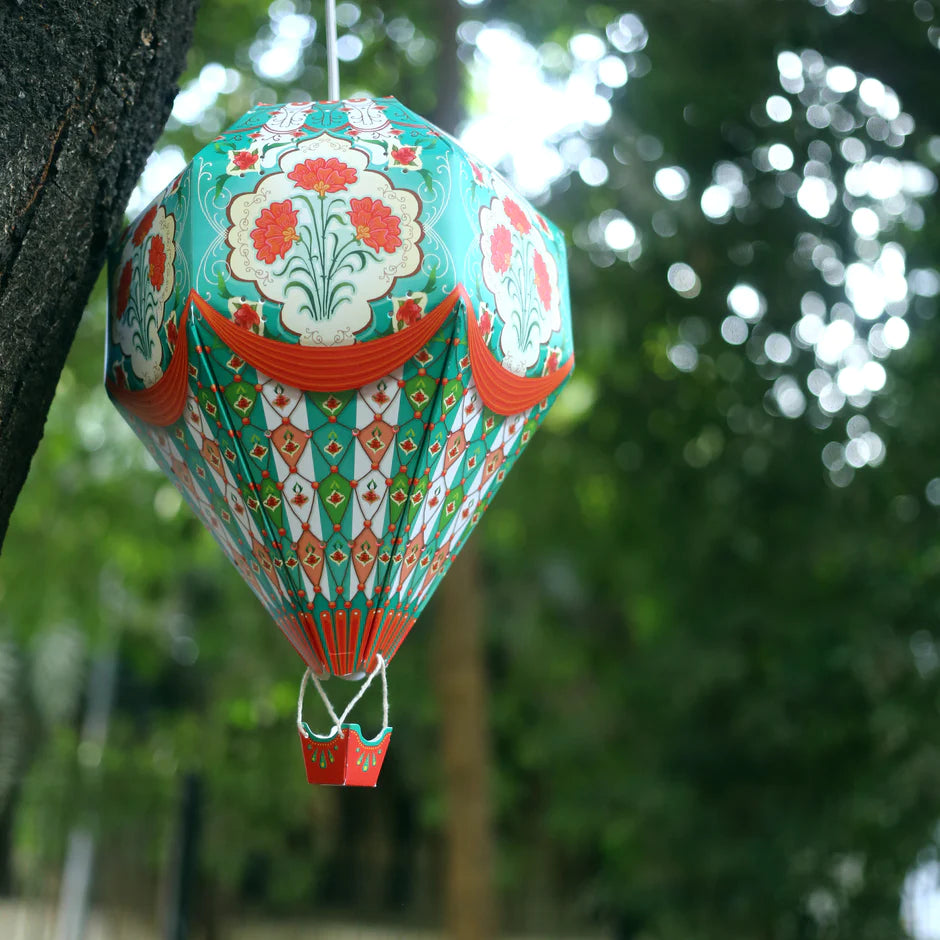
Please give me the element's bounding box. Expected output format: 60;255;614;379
297;654;388;739
325;0;340;100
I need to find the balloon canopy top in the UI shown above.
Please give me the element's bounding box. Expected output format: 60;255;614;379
108;98;571;389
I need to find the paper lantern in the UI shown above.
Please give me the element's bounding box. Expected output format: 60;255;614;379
105;97;574;784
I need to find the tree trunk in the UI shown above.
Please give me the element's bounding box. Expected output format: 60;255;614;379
0;0;200;548
429;5;497;937
433;544;497;940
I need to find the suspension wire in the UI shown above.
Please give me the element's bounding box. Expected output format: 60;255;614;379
325;0;339;100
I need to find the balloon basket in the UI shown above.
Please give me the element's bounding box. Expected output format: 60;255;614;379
298;722;392;787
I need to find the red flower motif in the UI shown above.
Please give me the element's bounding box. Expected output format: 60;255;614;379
478;305;493;338
471;163;484;184
347;197;402;253
503;198;531;234
148;236;166;290
233;303;261;330
251;200;301;263
232;150;259;170
391;145;417;165
490;225;512;274
288;157;357;196
533;251;552;311
544;348;561;373
116;262;132;319
112;362;127;388
132;207;157;246
396;298;423;328
166;318;179;348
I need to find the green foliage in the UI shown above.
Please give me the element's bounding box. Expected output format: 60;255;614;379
3;0;940;937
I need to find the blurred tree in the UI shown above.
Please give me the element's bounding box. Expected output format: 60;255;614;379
476;2;940;936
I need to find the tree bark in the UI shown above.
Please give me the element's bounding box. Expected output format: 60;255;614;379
0;0;200;549
433;543;497;940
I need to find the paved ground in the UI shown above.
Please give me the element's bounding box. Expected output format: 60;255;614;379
0;900;604;939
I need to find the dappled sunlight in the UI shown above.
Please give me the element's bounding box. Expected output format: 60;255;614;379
564;29;940;490
251;6;317;80
904;862;940;940
726;49;936;429
460;23;618;197
666;262;700;298
459;13;651;198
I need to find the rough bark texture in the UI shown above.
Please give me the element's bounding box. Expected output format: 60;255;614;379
0;0;199;549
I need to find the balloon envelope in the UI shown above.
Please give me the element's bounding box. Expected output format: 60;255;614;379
106;98;574;677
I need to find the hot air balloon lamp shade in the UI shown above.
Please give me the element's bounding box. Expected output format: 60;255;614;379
105;97;574;785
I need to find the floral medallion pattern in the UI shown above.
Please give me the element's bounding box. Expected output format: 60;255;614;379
478;179;561;375
112;204;177;386
227;135;423;345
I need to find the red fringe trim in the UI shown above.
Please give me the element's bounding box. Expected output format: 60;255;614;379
461;284;574;415
105;299;191;426
193;288;460;392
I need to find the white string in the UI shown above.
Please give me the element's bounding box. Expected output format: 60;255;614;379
325;0;339;101
380;655;389;729
297;667;342;737
297;654;388;739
